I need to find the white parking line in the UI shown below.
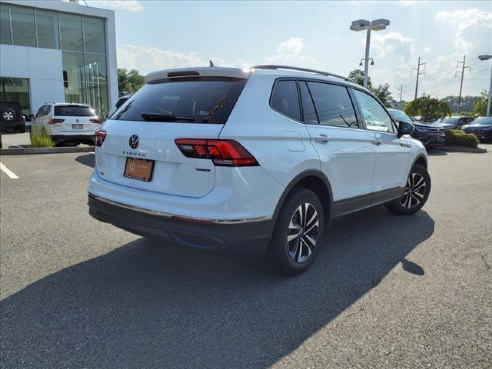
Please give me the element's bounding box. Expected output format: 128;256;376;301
0;162;19;179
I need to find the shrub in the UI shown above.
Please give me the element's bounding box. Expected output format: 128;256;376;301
445;129;479;148
30;133;55;148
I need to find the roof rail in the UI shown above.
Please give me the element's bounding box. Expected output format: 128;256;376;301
250;65;355;83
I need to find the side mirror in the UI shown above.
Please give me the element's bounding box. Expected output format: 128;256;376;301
397;120;414;138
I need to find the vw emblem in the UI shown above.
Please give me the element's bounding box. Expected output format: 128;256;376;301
129;134;139;149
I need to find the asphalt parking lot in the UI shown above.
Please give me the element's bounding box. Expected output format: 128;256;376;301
1;148;491;369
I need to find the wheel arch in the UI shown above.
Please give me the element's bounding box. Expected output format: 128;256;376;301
272;170;333;227
412;154;428;170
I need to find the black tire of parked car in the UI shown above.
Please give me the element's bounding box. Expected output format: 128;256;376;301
268;187;324;276
385;164;431;215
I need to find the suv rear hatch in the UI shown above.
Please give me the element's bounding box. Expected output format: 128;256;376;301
96;67;249;198
52;104;99;134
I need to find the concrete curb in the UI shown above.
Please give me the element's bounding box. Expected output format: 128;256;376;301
0;146;94;155
433;145;488;154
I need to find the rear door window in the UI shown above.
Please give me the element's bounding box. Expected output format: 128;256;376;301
55;106;94;116
112;77;247;124
306;82;358;128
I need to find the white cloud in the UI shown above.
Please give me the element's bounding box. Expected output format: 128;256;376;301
277;37;304;54
117;44;251;75
90;0;143;12
266;37;319;66
370;31;415;62
435;8;492;53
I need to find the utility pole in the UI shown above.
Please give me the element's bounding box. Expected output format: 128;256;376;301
413;57;426;100
399;84;403;101
456;55;470;113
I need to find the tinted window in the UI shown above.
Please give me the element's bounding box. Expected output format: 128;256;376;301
306;82;358;128
113;78;247;124
270;80;301;121
471;117;492;125
54;106;94;116
388;109;412;122
299;82;318;124
352;89;395;133
10;5;36;47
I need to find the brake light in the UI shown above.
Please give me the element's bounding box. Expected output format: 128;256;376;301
90;118;101;124
175;139;259;167
95;129;107;147
49;118;65;124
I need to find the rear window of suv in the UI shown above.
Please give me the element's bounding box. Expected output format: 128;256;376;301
55;106;94;116
112;77;247;124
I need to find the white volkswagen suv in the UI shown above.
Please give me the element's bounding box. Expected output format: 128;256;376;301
88;65;430;275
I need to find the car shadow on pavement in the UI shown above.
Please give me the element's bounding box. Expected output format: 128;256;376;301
1;207;434;369
75;153;95;168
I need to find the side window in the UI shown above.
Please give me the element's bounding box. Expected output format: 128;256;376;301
299;82;318;124
270;80;301;121
352;89;395;133
306;82;358;128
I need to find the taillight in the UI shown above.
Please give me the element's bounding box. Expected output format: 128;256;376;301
90;118;101;124
95;129;107;147
49;118;65;124
175;139;259;167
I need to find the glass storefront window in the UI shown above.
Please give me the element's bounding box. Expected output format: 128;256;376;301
83;17;105;53
60;13;83;51
0;77;31;116
84;53;107;83
10;5;36;47
36;10;59;49
0;4;12;45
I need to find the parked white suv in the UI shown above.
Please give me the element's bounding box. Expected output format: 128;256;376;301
31;103;100;146
88;65;430;275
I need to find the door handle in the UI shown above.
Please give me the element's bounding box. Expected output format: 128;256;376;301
314;134;329;143
371;139;381;146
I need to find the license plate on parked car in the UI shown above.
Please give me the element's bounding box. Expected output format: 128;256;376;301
124;157;154;182
72;124;83;129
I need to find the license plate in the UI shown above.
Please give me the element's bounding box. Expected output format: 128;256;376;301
124;157;154;182
72;124;83;129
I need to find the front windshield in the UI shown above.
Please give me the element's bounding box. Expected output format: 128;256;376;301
388;109;411;122
471;117;492;125
442;117;459;123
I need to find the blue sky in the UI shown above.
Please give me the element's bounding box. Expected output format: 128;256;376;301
86;0;492;101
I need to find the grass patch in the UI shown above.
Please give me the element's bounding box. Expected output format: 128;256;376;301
445;129;479;148
30;134;55;148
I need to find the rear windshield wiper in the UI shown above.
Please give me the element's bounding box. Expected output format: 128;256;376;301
141;112;195;122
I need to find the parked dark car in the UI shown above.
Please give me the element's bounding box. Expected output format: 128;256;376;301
388;109;445;148
462;117;492;142
434;116;474;130
0;102;26;133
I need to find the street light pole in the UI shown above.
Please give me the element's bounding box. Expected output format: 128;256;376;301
478;55;492;116
350;19;390;89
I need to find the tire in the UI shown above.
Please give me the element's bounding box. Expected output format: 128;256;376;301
267;187;324;276
1;108;16;122
385;164;431;215
18;126;26;134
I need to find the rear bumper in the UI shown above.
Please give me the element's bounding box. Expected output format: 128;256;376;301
52;134;95;142
0;121;25;132
88;193;273;254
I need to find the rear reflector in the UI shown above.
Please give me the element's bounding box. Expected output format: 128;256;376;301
175;139;259;167
95;129;107;147
49;118;65;124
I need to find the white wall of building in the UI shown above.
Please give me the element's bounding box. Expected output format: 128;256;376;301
0;45;65;112
1;0;118;113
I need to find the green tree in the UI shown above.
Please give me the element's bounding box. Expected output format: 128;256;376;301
371;83;393;107
118;68;145;95
404;96;451;122
347;69;373;89
472;91;488;116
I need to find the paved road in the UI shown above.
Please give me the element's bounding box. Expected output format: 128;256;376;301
1;148;491;369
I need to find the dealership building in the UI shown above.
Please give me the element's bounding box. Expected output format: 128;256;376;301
0;0;117;118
